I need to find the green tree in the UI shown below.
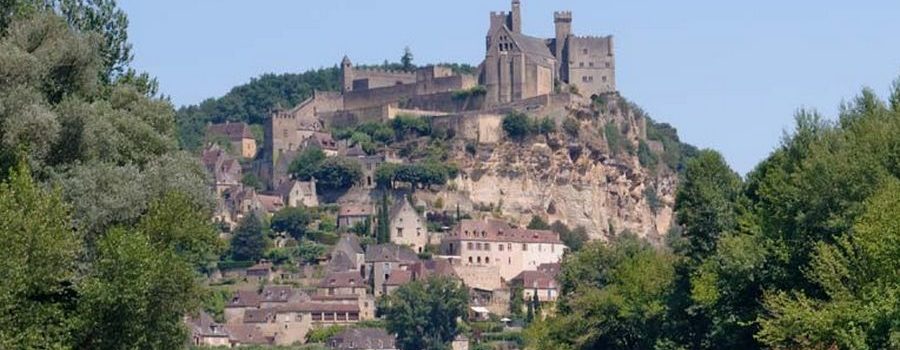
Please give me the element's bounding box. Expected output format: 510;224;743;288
0;160;79;349
400;46;414;72
562;117;579;137
546;220;589;252
289;146;326;181
137;191;220;270
381;276;469;350
503;111;531;141
271;206;314;240
229;213;267;262
376;193;390;244
527;215;551;230
757;179;900;349
528;234;677;349
673;149;741;261
76;227;198;349
312;157;362;191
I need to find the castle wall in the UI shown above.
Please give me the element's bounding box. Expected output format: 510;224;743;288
406;91;485;113
343;83;417;111
350;69;416;91
566;35;616;96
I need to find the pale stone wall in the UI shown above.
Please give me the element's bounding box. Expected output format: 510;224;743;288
389;201;429;254
452;264;502;290
566;35;616;97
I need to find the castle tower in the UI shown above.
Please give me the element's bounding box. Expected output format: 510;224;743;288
341;56;354;93
554;11;572;81
510;0;522;33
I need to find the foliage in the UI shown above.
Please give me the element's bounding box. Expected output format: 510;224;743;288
550;220;589;252
673;150;742;261
527;234;677;349
452;85;487;101
311;157;362;191
381;276;469;350
306;325;346;344
646;117;699;172
562;117;580;137
0;160;79;349
526;215;550;230
604;121;628;155
229;213;267;262
176;67;341;149
637;140;659;169
756;176;900;349
375;162;459;189
271;206;314;240
401;46;414;72
288;146;327;181
376;193;390;244
502;111;532;141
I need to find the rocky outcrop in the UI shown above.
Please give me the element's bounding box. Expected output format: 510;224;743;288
424;94;678;242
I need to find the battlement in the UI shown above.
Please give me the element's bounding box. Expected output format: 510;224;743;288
571;34;612;40
554;11;572;22
490;11;509;17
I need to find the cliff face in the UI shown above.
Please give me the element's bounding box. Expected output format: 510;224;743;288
428;94;682;242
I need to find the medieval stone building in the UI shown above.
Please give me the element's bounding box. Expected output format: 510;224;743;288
257;1;617;188
481;0;616;105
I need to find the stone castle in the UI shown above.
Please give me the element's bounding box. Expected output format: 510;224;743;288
259;0;616;187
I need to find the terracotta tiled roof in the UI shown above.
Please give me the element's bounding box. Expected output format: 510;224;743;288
384;270;412;286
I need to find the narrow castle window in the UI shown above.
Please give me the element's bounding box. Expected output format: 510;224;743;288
579;62;584;68
606;62;611;68
589;62;594;67
583;48;588;54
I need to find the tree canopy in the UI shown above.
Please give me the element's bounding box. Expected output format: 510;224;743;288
381;276;469;350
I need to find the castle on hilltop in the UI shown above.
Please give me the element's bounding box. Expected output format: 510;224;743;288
482;0;616;105
257;0;617;188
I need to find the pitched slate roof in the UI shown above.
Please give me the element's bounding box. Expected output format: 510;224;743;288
339;203;373;217
319;270;366;289
243;308;276;323
224;324;271;345
185;311;229;338
446;219;562;244
365;244;419;263
509;32;555;59
207;122;253;142
510;270;558;290
226;290;260;308
328;327;397;350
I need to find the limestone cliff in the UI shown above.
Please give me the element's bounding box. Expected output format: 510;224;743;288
422;94;688;242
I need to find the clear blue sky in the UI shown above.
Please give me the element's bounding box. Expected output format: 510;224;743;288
120;0;900;175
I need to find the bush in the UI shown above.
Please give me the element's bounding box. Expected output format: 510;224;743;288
312;157;363;191
562;118;579;137
503;112;531;141
637;140;659;169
